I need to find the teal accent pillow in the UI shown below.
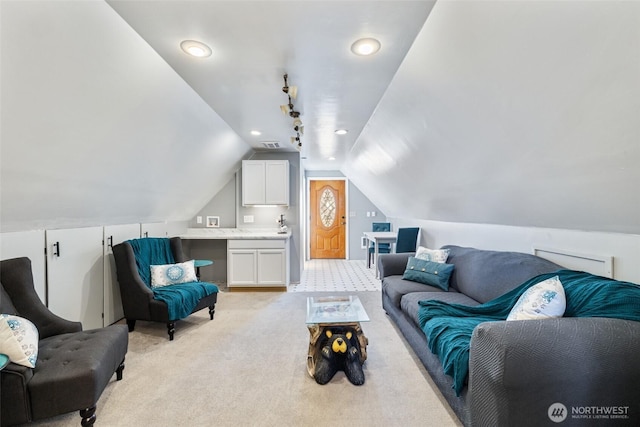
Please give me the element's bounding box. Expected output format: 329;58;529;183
403;257;454;290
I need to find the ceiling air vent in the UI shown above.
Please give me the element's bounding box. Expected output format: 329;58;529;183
261;141;281;149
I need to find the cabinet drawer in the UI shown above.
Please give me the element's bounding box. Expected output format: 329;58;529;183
228;239;285;249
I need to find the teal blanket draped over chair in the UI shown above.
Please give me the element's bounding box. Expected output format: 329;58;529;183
127;238;218;320
418;269;640;396
127;238;175;287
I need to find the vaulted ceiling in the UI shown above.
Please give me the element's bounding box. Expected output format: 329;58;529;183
2;1;638;235
106;0;436;171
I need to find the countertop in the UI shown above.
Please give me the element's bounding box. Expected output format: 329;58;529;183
181;228;291;240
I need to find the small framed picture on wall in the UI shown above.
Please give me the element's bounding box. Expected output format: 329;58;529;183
206;216;220;228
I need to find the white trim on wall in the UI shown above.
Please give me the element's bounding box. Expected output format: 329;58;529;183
532;246;613;279
390;218;640;283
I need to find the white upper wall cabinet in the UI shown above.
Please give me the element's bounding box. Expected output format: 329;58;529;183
242;160;289;206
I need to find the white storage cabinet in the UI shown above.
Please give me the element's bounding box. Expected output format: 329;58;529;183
228;239;289;287
46;226;105;330
242;160;289;206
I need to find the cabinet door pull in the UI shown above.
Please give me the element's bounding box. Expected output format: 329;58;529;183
107;236;113;248
53;241;61;257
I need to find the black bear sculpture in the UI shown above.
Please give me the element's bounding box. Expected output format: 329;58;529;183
314;327;365;385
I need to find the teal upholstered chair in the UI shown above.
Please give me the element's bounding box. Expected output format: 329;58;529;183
112;237;218;341
368;222;391;266
394;227;420;253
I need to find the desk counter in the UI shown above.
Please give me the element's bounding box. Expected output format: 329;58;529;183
181;228;291;240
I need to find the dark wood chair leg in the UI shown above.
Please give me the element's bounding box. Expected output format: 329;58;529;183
167;322;175;341
126;319;136;332
80;406;96;426
209;305;215;320
116;360;125;381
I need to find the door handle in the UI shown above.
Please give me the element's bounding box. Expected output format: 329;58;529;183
107;236;113;248
53;241;61;257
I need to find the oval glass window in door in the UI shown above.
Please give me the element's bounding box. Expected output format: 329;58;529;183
319;188;337;228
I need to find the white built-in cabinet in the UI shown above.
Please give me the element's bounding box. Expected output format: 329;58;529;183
46;226;105;330
227;239;290;287
141;222;168;238
0;230;46;302
242;160;289;206
103;224;140;325
1;221;188;329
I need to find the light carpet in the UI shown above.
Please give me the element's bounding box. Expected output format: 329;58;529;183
27;291;461;427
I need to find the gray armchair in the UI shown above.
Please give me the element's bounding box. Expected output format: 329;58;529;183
0;257;128;426
112;237;218;340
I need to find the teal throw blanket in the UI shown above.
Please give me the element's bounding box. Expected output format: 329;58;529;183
127;238;218;320
418;269;640;396
152;281;217;320
127;238;175;287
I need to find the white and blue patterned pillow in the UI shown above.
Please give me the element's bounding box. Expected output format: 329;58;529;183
150;260;198;287
507;276;566;321
415;246;450;263
0;314;39;368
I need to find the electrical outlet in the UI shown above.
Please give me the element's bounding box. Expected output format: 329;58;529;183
366;211;371;217
372;211;376;217
196;216;203;224
244;215;254;223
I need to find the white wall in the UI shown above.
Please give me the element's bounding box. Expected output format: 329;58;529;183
0;1;252;233
345;0;640;235
392;217;640;284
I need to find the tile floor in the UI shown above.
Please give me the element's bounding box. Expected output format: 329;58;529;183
289;258;381;292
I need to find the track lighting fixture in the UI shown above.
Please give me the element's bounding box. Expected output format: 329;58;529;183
281;73;303;150
290;132;302;151
282;74;298;99
280;95;294;115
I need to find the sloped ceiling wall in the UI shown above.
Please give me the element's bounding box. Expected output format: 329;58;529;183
2;1;638;237
344;0;640;234
0;1;252;232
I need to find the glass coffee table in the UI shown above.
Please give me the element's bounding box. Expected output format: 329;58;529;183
305;295;370;378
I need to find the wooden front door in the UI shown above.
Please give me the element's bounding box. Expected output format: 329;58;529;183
310;180;346;259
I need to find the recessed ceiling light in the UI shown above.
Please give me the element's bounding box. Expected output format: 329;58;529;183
250;130;261;136
180;40;212;58
329;157;336;161
335;129;348;135
351;38;381;56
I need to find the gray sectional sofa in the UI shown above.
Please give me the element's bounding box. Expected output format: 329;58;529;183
379;245;640;427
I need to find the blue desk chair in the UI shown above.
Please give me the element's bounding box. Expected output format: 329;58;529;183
368;222;391;266
395;227;420;253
